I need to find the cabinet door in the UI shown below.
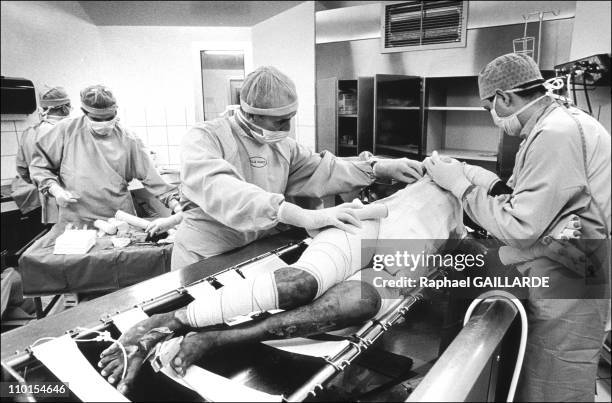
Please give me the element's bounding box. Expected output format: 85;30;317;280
357;77;374;153
316;77;338;154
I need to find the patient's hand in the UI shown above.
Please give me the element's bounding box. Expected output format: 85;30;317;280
97;312;183;394
169;331;220;377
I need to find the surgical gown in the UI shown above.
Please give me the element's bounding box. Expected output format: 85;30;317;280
29;116;178;224
462;101;611;402
12;119;59;221
173;116;376;269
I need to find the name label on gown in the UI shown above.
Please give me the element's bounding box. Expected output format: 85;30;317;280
249;157;267;168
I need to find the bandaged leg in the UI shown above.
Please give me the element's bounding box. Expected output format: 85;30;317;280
186;271;279;328
172;279;382;376
185;179;463;329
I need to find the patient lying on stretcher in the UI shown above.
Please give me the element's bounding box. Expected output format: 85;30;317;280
98;178;582;395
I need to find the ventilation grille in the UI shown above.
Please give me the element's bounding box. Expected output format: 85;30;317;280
382;1;468;52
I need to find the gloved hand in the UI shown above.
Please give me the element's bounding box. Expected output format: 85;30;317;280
463;164;500;193
374;158;424;183
423;151;472;199
168;199;183;214
145;213;183;236
48;183;79;207
278;200;364;234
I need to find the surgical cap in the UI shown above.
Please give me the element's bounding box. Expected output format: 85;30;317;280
240;66;298;116
478;53;543;100
80;85;117;118
39;86;70;108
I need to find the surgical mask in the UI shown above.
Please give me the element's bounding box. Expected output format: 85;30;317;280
237;111;290;144
87;116;117;136
490;93;547;136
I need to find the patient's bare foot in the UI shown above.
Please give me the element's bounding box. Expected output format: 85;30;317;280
170;330;220;376
98;312;181;394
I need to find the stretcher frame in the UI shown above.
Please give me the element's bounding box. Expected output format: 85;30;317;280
2;239;445;402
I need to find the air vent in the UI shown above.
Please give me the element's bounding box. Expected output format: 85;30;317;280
381;1;468;53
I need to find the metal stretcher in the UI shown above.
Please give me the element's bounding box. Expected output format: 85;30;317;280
1;230;520;402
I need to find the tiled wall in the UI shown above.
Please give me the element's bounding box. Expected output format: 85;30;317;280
116;104;194;171
1;115;39;186
1;106;193;186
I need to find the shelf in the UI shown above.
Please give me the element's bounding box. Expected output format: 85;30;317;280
426;148;497;162
339;143;358;148
376;144;420;154
377;106;420;110
338;114;358;117
427;106;487;111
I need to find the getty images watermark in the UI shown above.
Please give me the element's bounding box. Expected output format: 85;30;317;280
359;239;610;299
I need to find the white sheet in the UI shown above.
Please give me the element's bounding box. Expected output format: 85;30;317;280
161;365;282;402
262;338;350;358
112;307;149;333
32;335;129;402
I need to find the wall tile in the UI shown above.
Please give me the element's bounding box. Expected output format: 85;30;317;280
1;155;17;179
1;131;19;156
150;146;169;166
167;126;187;146
147;127;168;146
166;106;187;126
1;121;16;131
145;106;166;126
126;107;147;126
168;146;181;165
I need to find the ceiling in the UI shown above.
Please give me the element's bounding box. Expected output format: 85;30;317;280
77;1;305;27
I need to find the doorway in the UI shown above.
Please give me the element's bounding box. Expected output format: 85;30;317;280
200;50;245;120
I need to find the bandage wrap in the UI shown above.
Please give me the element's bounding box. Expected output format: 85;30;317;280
293;221;379;298
186;271;279;328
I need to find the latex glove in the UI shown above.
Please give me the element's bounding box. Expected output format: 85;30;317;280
168;199;183;214
145;213;183;236
278;200;364;234
423;151;471;199
555;214;582;240
463;164;500;192
374;158;424;183
499;215;586;274
48;182;79;207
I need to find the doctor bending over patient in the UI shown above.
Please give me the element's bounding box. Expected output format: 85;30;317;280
172;66;424;270
425;53;611;402
29;85;181;224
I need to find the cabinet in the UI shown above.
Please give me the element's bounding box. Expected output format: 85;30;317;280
373;74;423;158
422;76;499;172
315;77;373;156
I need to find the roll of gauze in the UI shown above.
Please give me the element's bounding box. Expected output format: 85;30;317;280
115;210;150;230
108;218;130;233
93;219;117;235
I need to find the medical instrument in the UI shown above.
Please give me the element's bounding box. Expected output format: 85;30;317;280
512;10;559;65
